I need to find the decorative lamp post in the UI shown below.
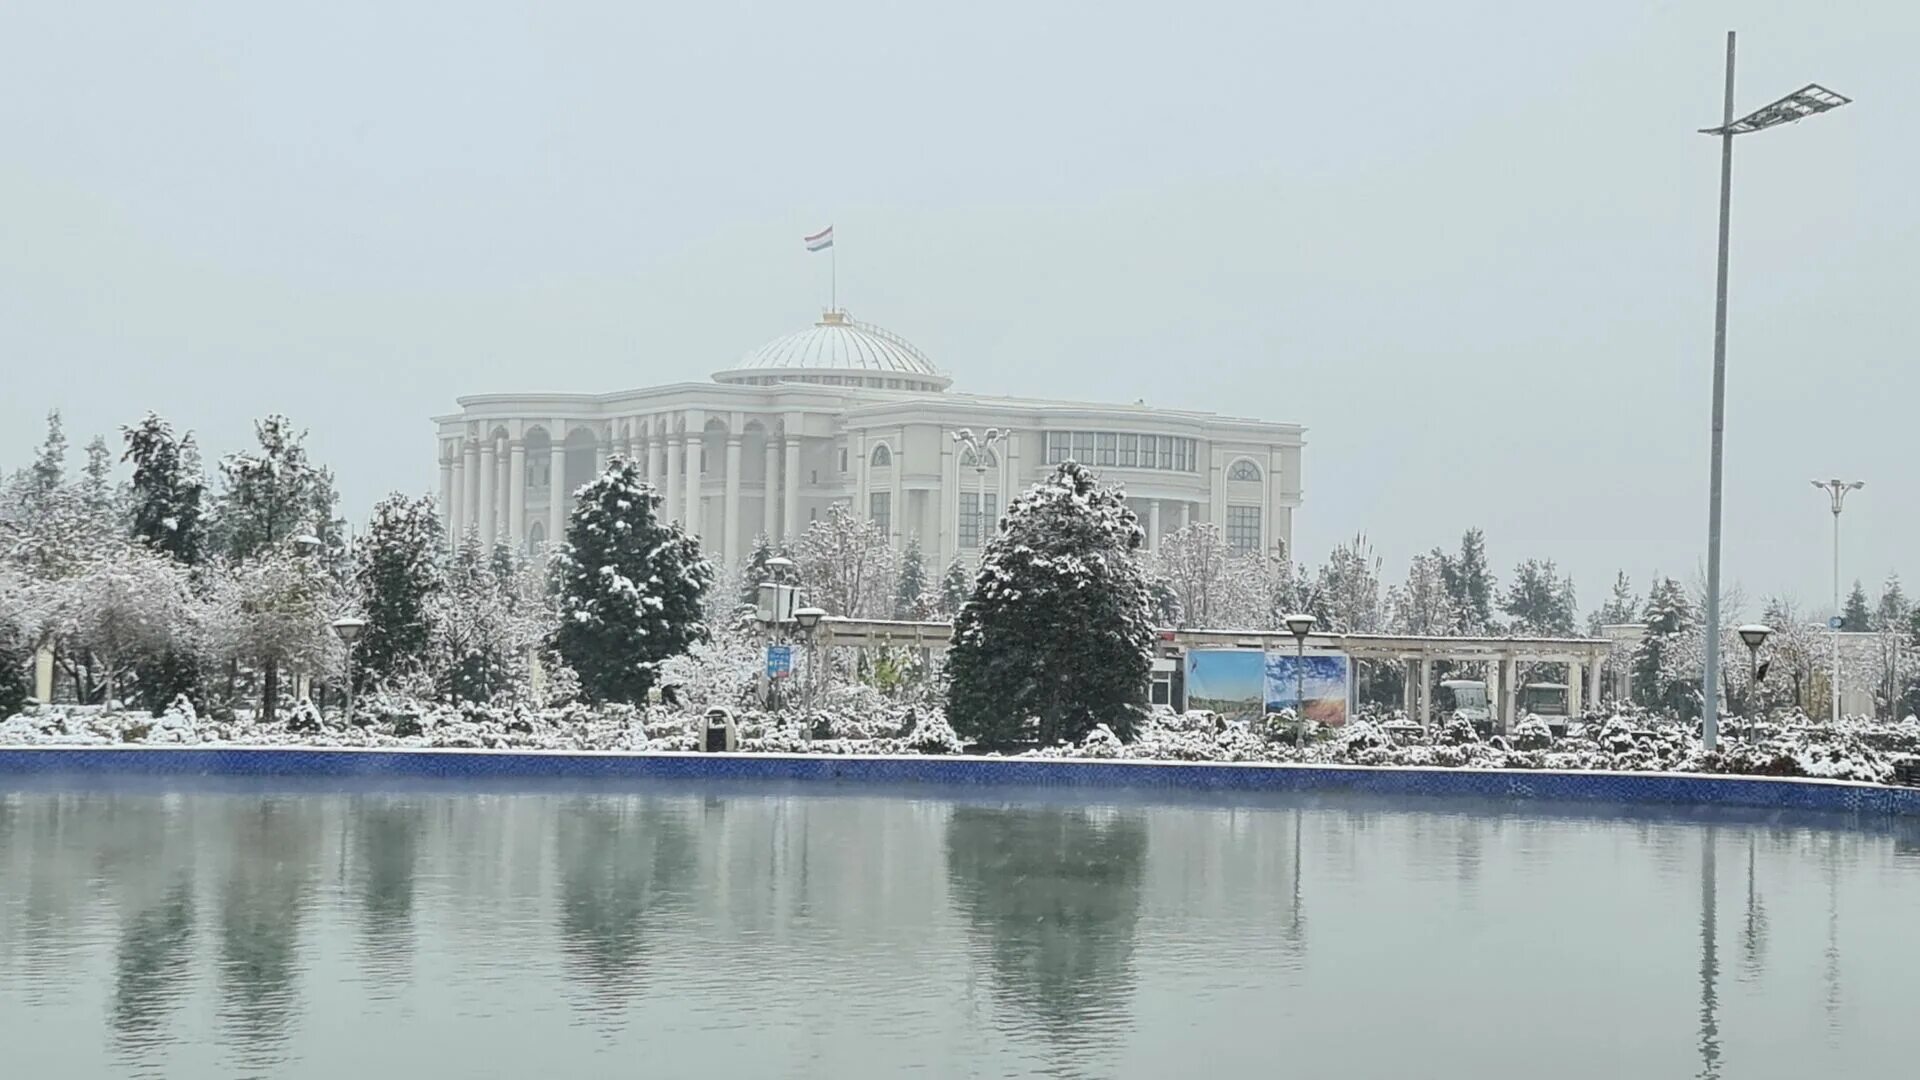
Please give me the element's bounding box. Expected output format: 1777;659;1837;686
330;617;367;724
1811;479;1863;722
1737;623;1773;742
1283;613;1317;747
951;428;1009;554
794;606;827;709
1694;35;1849;751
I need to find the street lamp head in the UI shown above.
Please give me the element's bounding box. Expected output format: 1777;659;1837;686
1737;624;1773;651
292;534;323;557
329;617;367;644
766;555;794;581
1701;83;1850;136
793;606;827;631
1283;613;1317;640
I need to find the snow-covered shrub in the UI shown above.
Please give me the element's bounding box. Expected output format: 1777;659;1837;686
903;712;965;755
1511;716;1554;751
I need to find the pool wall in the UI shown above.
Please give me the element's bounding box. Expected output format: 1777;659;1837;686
2;746;1919;816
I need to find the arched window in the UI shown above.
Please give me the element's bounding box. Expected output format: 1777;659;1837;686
1228;459;1263;482
870;444;893;467
959;447;998;470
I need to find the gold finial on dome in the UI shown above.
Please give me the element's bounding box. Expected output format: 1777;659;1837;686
818;308;851;326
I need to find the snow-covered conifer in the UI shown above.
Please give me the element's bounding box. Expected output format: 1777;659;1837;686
354;493;443;689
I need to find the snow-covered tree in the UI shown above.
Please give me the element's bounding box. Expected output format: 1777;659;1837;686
1840;580;1872;632
936;556;971;618
1154;523;1230;627
1632;577;1694;714
354;493;443;690
202;546;339;722
1315;533;1386;633
1502;558;1578;636
425;527;553;702
1440;528;1497;634
893;535;931;620
37;541;198;705
1589;570;1638;634
213;415;340;563
122;412;206;565
796;504;894;618
945;462;1155;748
552;460;711;704
1388;550;1459;636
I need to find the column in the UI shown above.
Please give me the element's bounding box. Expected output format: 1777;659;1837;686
938;435;957;568
1501;655;1519;727
723;434;743;566
507;439;527;553
1147;498;1161;550
1567;658;1584;720
438;451;453;536
1417;657;1433;731
683;432;703;539
462;440;479;538
648;433;665;495
1487;660;1503;734
665;437;682;524
547;445;566;556
478;437;498;549
763;436;781;540
1587;658;1604;713
448;446;465;545
1403;660;1417;724
783;436;801;540
892;434;905;545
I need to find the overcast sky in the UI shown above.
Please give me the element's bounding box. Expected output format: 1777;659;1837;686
3;1;1912;617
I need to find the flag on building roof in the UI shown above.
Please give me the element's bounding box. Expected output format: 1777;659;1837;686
804;225;834;252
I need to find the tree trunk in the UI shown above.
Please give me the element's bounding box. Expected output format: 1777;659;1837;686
261;660;278;724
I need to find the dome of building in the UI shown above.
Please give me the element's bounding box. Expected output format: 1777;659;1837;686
713;309;952;391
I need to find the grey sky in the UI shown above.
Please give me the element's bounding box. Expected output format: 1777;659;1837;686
3;1;1912;617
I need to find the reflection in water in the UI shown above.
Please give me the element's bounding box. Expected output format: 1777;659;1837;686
943;805;1147;1058
1697;828;1719;1080
217;801;317;1073
354;798;425;984
555;799;697;1008
1741;833;1767;979
111;880;196;1054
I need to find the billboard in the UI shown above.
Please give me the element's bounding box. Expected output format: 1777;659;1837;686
1182;648;1351;728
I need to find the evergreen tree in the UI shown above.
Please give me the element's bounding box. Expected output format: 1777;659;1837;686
1590;570;1638;633
213;415;336;562
1841;580;1872;632
893;535;930;619
1440;528;1496;634
945;462;1155;748
0;632;26;718
1633;577;1693;713
1315;533;1386;632
355;493;443;689
122;413;206;565
28;409;67;508
937;556;971;618
553;460;712;704
738;533;780;607
1389;550;1459;635
796;504;894;618
1876;574;1911;632
1502;558;1578;636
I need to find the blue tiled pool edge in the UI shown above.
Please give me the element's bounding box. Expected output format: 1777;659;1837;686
2;746;1918;816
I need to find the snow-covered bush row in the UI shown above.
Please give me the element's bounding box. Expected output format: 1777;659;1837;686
2;696;1911;786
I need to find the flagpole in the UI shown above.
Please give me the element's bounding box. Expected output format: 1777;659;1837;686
831;235;838;312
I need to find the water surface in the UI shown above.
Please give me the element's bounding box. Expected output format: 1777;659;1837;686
2;776;1918;1078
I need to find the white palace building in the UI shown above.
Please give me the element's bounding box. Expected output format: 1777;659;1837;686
433;309;1304;571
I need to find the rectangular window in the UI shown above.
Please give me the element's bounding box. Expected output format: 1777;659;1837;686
1226;504;1262;552
1096;432;1117;466
1118;434;1138;467
1072;431;1095;462
1046;432;1070;465
1174;439;1191;472
869;491;891;537
1157;436;1174;470
959;492;999;547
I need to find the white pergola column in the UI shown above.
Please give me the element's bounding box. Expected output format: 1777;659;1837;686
1417;657;1433;730
547;445;566;556
1588;658;1604;712
1501;655;1519;726
723;434;743;566
478;437;498;549
665;436;682;525
783;436;801;540
1567;658;1584;720
1147;498;1161;550
507;439;527;554
682;432;702;538
462;440;479;538
763;436;781;541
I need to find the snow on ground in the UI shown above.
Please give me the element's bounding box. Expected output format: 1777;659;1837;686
3;694;1916;786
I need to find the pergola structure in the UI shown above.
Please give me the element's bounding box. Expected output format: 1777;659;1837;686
810;618;1614;729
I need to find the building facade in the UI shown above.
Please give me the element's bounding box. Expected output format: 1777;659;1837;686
432;309;1305;571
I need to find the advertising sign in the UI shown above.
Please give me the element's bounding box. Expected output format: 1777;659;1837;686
766;644;794;679
1182;647;1352;727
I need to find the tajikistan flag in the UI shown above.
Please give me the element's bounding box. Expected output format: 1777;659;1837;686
804;225;834;252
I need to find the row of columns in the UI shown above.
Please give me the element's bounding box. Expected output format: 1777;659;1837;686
1405;655;1606;731
1140;497;1196;551
441;427;806;568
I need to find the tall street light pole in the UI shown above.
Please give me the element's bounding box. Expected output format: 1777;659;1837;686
1696;33;1850;750
951;427;1009;558
1812;479;1863;721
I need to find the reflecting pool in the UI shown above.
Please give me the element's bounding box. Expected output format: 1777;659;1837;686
2;777;1919;1078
